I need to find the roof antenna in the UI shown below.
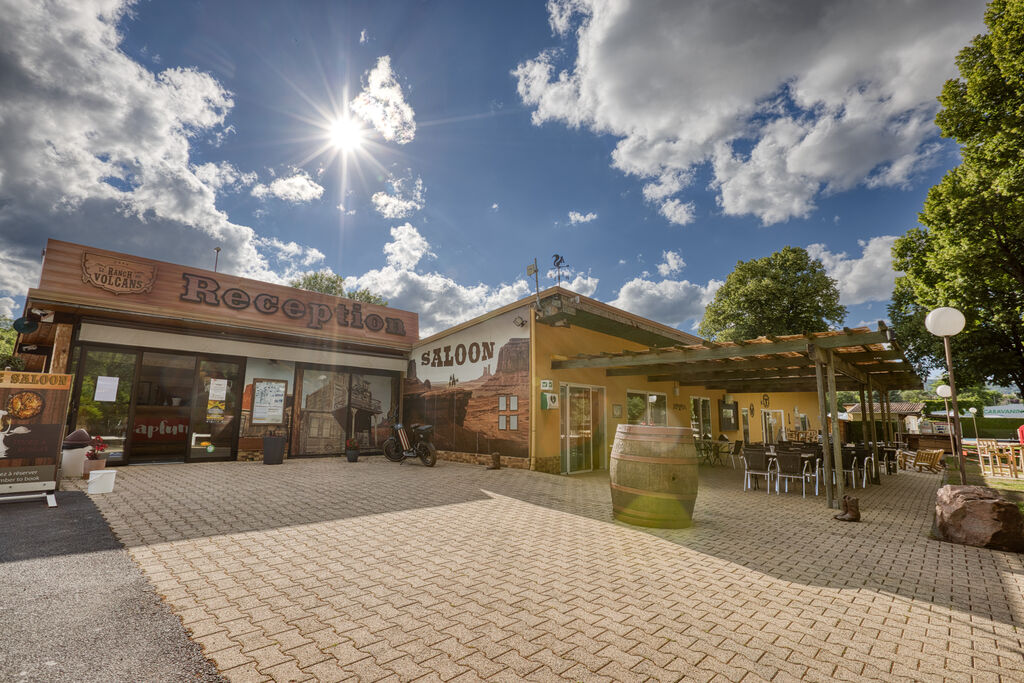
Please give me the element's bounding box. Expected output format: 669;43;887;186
527;258;540;307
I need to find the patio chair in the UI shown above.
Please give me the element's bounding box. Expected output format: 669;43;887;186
897;448;916;470
727;440;743;469
853;449;875;487
913;449;944;473
741;448;773;494
839;449;858;489
774;453;811;497
993;445;1019;478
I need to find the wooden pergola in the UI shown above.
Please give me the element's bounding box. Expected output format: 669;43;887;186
551;323;923;509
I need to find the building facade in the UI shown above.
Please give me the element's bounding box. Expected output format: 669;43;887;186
18;240;416;464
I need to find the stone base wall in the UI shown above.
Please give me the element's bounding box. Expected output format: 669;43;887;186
437;450;529;469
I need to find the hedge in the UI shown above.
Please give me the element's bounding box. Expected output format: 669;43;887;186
847;417;1024;441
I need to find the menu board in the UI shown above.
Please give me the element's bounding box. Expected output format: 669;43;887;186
252;379;286;425
0;372;74;499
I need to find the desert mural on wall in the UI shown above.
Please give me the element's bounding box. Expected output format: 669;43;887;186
404;308;530;459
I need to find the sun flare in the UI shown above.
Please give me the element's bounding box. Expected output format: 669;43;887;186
329;115;364;151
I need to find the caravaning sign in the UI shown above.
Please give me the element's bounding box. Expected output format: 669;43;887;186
0;371;73;498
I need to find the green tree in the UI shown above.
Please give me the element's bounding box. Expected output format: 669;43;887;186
889;0;1024;396
0;317;25;370
698;246;846;342
289;271;387;306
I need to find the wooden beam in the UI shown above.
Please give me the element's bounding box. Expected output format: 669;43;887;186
551;331;890;370
814;355;834;509
827;352;845;508
866;377;880;485
49;323;73;374
809;344;867;384
605;356;815;377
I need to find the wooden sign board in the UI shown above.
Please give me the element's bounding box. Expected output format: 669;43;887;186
29;240;419;350
0;371;74;507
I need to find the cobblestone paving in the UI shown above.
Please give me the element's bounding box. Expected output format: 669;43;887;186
68;459;1024;682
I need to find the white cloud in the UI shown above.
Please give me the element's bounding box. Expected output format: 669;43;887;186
0;1;328;302
658;199;696;226
192;162;256;192
348;225;531;335
807;235;900;305
359;29;368;44
251;170;324;203
514;0;984;225
383;223;435;270
351;56;416;144
371;172;424;219
567;210;597;224
609;277;722;330
491;203;499;211
656;250;685;277
0;297;16;319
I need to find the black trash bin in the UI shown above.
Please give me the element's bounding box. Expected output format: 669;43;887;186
263;436;286;465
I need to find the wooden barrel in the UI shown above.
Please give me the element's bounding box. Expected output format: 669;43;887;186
610;424;698;528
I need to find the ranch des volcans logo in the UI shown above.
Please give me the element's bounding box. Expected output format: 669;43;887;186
82;253;157;295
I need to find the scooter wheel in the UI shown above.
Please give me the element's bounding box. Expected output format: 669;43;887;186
417;442;437;467
383;438;403;462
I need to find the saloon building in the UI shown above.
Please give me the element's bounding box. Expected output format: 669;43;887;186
16;240;919;474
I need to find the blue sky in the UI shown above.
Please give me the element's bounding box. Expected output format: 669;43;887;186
0;0;988;336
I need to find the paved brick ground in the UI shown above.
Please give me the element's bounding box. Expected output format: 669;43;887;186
66;458;1024;682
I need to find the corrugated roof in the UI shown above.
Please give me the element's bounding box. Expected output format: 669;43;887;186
848;402;925;415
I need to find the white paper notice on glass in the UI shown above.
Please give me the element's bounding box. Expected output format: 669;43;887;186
208;378;228;401
94;375;119;402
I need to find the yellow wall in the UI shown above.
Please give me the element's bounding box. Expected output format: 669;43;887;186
530;321;822;473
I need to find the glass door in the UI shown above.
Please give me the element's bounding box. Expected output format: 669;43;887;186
188;357;243;460
73;348;137;464
132;352;195;462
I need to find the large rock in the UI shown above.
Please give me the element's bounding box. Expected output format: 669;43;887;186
935;485;1024;552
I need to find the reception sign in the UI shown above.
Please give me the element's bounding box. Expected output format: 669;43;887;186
0;371;73;506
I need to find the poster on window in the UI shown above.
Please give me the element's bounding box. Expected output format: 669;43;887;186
252;379;286;424
94;375;119;402
0;372;73;496
208;378;228;401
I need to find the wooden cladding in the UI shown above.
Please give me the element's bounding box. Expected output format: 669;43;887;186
30;240;418;350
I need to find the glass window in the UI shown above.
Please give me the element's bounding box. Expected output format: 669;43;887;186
628;391;667;426
509;415;518;431
690;396;712;437
74;348;137;463
509;395;518;411
499;396;507;411
131;352;196;462
498;414;507;430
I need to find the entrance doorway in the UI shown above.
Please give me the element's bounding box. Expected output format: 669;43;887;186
761;409;785;444
559;384;606;474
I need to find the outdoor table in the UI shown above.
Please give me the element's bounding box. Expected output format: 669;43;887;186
696;440;727;467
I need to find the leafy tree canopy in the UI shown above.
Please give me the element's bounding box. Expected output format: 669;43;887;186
0;317;25;370
289;271;387;306
698;246;846;342
889;0;1024;396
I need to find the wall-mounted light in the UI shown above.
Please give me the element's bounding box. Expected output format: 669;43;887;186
512;315;526;328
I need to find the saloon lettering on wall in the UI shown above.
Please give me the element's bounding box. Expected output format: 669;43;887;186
179;273;407;336
82;253;157;295
420;342;495;367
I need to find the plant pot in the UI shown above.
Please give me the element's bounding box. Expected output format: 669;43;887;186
345;450;359;462
83;458;108;476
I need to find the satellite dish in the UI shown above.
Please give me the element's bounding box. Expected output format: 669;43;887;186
12;317;39;335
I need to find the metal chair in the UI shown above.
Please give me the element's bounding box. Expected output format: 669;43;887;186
727;440;743;469
774;453;810;497
741;448;773;493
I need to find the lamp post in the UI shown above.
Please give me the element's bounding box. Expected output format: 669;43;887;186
968;406;979;441
926;307;967;484
936;385;956;462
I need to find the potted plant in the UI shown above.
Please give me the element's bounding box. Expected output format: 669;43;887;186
345;438;360;462
83;435;108;475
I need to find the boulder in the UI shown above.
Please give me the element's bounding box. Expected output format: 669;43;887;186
935;485;1024;553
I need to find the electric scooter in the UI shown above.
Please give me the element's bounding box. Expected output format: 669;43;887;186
382;423;437;467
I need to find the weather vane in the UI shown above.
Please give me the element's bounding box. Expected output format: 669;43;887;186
552;254;568;285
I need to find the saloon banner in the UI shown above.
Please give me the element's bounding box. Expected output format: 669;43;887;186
0;371;73;496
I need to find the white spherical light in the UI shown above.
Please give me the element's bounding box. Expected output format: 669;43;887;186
925;307;965;337
968;407;978;415
936;384;952;398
